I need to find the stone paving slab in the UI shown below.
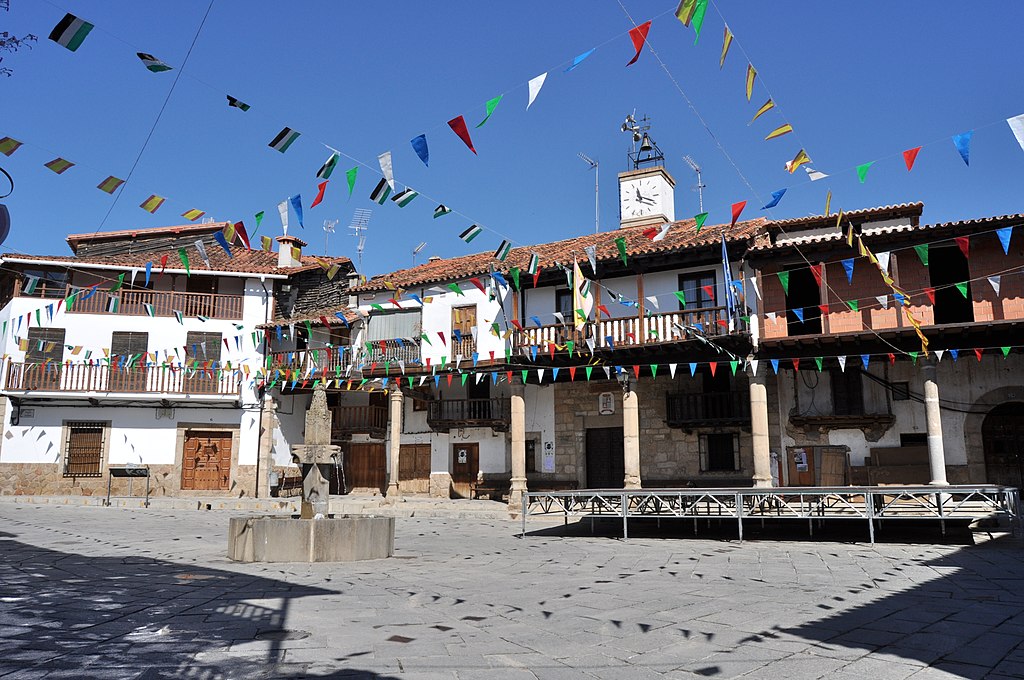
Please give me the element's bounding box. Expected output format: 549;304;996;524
0;504;1022;678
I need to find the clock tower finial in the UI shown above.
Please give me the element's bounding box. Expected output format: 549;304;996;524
618;113;674;228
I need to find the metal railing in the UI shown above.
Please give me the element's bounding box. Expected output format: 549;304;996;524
666;391;750;425
4;362;239;396
522;485;1022;543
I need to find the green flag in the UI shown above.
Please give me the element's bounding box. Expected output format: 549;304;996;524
346;167;358;198
814;357;823;372
846;299;859;311
856;161;874;183
1001;346;1011;358
521;370;529;384
914;244;929;266
694;212;708;233
777;271;789;294
615;236;628;266
585;366;593;381
956;282;968;298
178;248;190;276
510;267;520;291
730;360;738;375
674;290;686;307
254;211;264;233
476;95;503;127
909;351;919;364
110;273;125;292
692;0;709;43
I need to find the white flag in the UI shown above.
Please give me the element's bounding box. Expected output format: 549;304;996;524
749;359;758;376
877;295;889;309
876;251;891;276
1008;113;1024;152
669;363;677;379
537;368;545;383
989;275;1001;296
418;375;427;386
527;73;547;109
837;355;847;372
602;366;611;380
194;239;211;268
584;245;598;276
646;295;659;310
749;276;761;300
278;199;289;231
935;349;945;362
378;150;394;191
805;166;828;181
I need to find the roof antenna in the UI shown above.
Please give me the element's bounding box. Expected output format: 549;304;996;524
348;209;372;271
577;153;599;233
683;155;705;213
322;218;338;255
412;241;427;266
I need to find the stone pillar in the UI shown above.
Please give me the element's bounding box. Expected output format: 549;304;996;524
923;361;948;486
256;396;277;498
750;371;773;488
508;383;527;513
386;385;403;498
623;381;641;489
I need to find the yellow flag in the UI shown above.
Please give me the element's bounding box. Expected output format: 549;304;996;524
824;190;832;216
786;149;811;173
764;123;793;140
720;26;733;68
750;99;774;124
745;64;757;101
572;259;590;331
675;0;697;25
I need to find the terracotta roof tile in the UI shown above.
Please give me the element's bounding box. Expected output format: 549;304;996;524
66;222;228;250
353;217;769;292
764;203;923;231
257;305;360;329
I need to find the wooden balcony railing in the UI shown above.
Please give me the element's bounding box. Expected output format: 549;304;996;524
267;347;352;378
3;362;240;397
516;307;741;353
332;405;387;437
450;336;477;358
62;288;244;320
364;339;421;365
427;398;510;432
665;391;750;427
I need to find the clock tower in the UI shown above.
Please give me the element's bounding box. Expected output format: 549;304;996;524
618;116;675;229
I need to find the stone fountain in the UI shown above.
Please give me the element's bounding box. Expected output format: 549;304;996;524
228;385;394;562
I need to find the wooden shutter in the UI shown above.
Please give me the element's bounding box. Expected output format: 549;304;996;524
185;331;222;361
26;327;66;363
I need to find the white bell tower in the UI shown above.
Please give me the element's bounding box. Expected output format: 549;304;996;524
618;115;675;229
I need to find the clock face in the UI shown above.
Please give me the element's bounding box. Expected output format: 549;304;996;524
621;178;661;218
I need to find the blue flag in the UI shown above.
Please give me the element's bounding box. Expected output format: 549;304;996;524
565;48;595;72
410;134;429;166
144;261;152;286
213;231;233;258
289;194;304;228
996;226;1012;254
952;130;973;166
842;258;855;283
761;188;786;210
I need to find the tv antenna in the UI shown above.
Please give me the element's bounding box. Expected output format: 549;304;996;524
412;241;427;266
322;218;338;254
683;155;705;213
577;153;599;233
348;208;372;271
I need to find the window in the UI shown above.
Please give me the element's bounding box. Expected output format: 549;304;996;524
831;369;864;416
111;331;148;359
26;327;65;363
110;332;149;391
929;246;973;324
900;433;927;447
451;305;477;354
891;381;911;401
678;271;716;310
783;266;822;335
21;269;68;299
555;289;573;321
185;331;222;361
700;433;739;472
526;439;537;474
411;386;431;412
366;310;421;341
64;421;106;477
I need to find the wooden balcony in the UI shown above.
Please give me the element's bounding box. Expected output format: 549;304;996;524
516;307;740;352
665;391;750;427
365;339;421;365
332;405;387;439
60;288;244;320
427;398;510;432
3;362;240;397
267;347;352;378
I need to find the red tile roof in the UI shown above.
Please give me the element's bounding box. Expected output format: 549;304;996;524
257;305;360;329
66;222;228;251
764;203;923;232
353;217;769;292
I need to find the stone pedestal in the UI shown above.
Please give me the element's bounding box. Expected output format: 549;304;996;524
508;383;527;514
228;515;394;562
623;385;641;489
386;386;403;500
923;361;949;486
290;385;339;517
750;371;773;488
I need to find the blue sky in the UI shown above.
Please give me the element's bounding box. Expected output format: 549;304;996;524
3;1;1024;276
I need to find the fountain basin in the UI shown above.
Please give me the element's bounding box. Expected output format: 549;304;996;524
227;514;395;562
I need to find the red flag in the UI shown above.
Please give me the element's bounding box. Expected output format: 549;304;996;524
597;304;611;318
975;348;984;362
447;374;453;387
818;304;830;315
387;298;403;308
924;287;935;304
548;342;556;359
809;263;822;287
569;366;577;381
903;146;922;172
632;365;641;379
234;221;251;250
159;254;168;275
469;277;486;293
447;115;477;154
792;358;800;372
626;20;652;66
506;370;513;384
709;361;718;376
888;353;896;365
702;284;714;300
532;270;541;288
319;316;330;327
437;331;446;345
731;200;747;227
955;236;970;258
310;180;328;208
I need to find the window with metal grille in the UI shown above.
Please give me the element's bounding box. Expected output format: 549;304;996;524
63;421;106;477
26;327;65;363
699;432;740;472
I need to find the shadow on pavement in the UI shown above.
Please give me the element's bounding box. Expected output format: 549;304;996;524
0;529;399;679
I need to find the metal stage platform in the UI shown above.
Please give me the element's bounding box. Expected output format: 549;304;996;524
520;485;1022;543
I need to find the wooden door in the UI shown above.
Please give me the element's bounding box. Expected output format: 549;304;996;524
787;446;816;486
345;442;386;493
451;443;479;498
451;306;476;355
399;444;431;494
983;403;1024;487
819;447;848;486
586;427;624;489
181;430;232;490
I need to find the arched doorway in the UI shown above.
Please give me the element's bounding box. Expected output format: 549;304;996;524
982;402;1024;486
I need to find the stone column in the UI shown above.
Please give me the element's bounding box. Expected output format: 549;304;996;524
923;361;948;486
623;380;641;489
386;385;403;498
256;396;277;498
750;370;773;488
508;383;527;513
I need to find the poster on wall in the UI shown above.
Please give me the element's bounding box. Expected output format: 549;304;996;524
793;449;809;472
542;441;555;473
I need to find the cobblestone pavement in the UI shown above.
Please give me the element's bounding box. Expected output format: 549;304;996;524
1;504;1023;679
